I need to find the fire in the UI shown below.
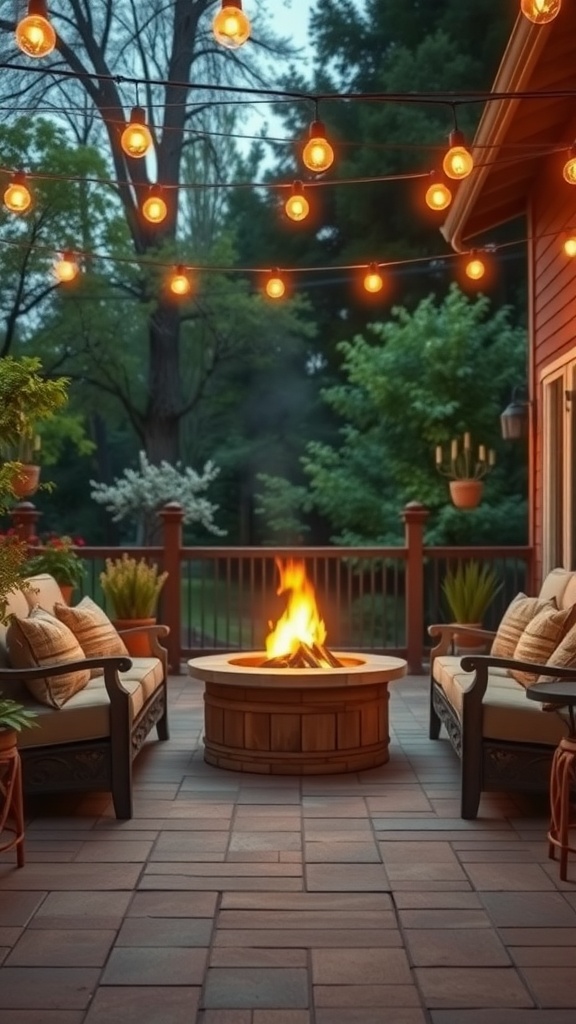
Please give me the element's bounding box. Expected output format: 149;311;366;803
266;559;327;658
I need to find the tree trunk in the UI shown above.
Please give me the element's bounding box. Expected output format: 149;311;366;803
144;300;183;464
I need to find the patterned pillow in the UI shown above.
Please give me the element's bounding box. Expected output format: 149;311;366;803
537;622;576;683
511;604;576;687
6;608;90;708
54;596;129;677
491;593;555;659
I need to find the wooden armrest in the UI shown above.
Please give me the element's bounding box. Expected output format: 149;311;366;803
428;623;496;658
0;655;132;682
115;624;169;640
460;654;576;680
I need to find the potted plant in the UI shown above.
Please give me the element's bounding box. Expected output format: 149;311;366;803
0;693;38;751
24;533;86;604
435;433;496;509
442;559;503;651
100;554;168;656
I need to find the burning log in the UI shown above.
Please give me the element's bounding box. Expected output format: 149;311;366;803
261;642;344;669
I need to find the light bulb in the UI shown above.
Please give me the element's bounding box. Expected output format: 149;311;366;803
142;186;167;224
363;264;384;294
520;0;561;24
285;181;310;222
53;251;79;283
265;271;285;299
302;120;334;173
121;106;152;159
443;129;473;180
213;1;251;48
16;0;56;58
425;175;452;211
563;147;576;184
169;266;192;297
465;255;486;281
3;172;32;213
564;236;576;257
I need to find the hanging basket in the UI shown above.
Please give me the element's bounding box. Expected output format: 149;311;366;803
449;479;483;510
10;464;40;499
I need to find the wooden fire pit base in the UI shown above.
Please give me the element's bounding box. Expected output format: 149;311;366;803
188;653;407;775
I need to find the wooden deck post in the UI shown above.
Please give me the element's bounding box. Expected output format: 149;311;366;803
10;501;41;543
159;502;184;674
401;501;430;675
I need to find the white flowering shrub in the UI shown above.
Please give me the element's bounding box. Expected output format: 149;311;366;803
90;451;226;543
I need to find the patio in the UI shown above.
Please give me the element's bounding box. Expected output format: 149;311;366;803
1;671;576;1022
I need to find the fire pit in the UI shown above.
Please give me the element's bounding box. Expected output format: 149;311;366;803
188;559;406;774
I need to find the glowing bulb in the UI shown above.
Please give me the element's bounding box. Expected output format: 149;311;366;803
121;106;152;159
520;0;561;24
266;271;286;299
3;172;32;213
213;1;251;48
142;187;167;224
285;181;310;222
363;264;384;294
563;147;576;184
16;0;56;57
465;255;486;281
53;251;79;283
443;129;473;180
564;236;576;257
169;266;192;297
425;176;452;211
302;121;334;173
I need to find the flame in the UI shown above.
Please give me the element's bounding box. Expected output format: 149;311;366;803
266;559;326;658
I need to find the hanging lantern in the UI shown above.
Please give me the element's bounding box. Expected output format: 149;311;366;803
16;0;56;58
3;171;32;213
121;107;152;159
265;270;286;299
285;181;310;222
465;253;486;281
564;235;576;257
142;186;167;224
363;264;384;294
169;265;192;297
302;121;334;173
53;251;79;283
213;1;251;49
520;0;561;24
563;146;576;185
442;129;473;180
425;173;452;211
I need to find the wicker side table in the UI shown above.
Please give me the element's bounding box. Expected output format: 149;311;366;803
0;732;25;868
526;680;576;882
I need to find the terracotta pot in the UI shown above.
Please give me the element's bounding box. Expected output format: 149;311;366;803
112;618;156;657
449;479;483;509
10;464;40;499
0;727;18;754
58;584;74;605
452;622;486;655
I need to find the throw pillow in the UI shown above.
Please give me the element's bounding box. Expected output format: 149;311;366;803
6;608;90;709
54;596;129;677
491;593;556;659
511;604;576;687
537;621;576;682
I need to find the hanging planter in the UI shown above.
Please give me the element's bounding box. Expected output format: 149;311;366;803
449;479;484;509
10;463;41;499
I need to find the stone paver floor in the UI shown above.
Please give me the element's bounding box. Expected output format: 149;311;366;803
1;672;576;1023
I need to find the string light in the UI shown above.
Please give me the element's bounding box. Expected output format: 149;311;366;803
285;181;310;222
563;235;576;257
16;0;56;58
363;263;384;293
213;1;251;49
464;252;486;281
3;171;32;213
520;0;562;24
121;107;152;159
265;270;286;299
563;145;576;184
169;265;192;297
53;250;79;283
302;121;334;173
443;129;473;180
142;185;167;224
425;172;452;211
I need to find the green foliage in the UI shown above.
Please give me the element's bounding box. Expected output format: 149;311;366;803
25;535;86;588
441;560;503;623
0;694;38;732
254;474;311;544
100;555;168;619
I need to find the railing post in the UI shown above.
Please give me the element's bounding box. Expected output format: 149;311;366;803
158;502;184;675
10;501;41;543
401;501;430;675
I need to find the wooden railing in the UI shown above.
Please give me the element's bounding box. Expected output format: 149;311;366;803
11;501;533;675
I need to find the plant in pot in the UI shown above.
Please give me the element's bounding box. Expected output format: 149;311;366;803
442;559;503;652
100;554;168;656
0;694;37;866
24;533;86;604
435;433;496;509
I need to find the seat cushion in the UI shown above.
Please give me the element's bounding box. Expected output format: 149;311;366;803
6;608;90;709
490;593;555;659
54;596;129;676
511;605;576;686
